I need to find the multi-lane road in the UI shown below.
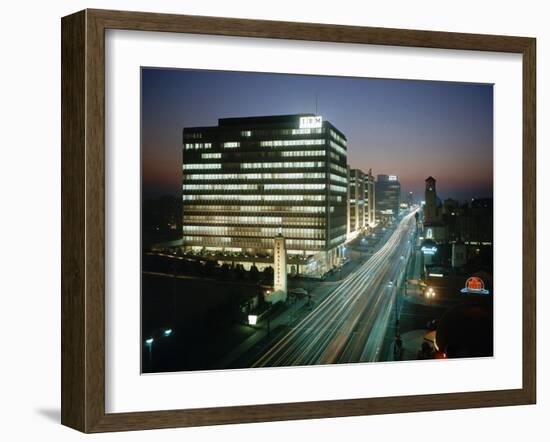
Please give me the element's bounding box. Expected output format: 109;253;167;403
252;210;417;367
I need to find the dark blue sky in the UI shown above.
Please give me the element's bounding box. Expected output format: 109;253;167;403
142;68;493;202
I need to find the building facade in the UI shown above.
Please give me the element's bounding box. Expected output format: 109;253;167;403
424;176;439;224
375;174;401;220
347;168;376;235
181;114;348;276
422;176;446;242
348;168;365;234
365;169;376;227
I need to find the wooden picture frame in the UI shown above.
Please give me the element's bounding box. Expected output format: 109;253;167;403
61;8;536;433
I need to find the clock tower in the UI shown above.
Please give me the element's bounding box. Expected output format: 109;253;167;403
424;176;437;224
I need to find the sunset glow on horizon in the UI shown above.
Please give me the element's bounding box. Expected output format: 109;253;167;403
142;68;493;202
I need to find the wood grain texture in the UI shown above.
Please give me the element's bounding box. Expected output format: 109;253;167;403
522;38;536;403
61;10;86;432
60;8;537;433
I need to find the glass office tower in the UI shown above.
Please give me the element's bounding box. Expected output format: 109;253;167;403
181;114;348;276
375;174;401;221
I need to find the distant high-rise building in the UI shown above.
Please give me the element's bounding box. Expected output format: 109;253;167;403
375;174;401;219
406;191;414;207
181;114;348;276
422;176;446;242
424;176;438;223
365;169;376;227
348;168;365;233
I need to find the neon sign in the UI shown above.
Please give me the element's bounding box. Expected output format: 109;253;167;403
421;246;437;255
460;276;490;295
299;116;323;129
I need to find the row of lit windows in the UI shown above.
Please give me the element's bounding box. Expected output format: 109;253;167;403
182;194;326;202
330;173;347;184
290;128;322;135
182;236;326;249
184;142;212;150
260;128;323;137
288;239;325;247
241;161;324;170
223;142;240;148
330;140;347;156
330;184;347;194
264;183;326;190
183;132;203;140
181;183;327;192
183;205;327;214
281;150;325;158
201;153;222;159
234;127;323;138
259;139;325;147
191;150;328;161
183;172;326;181
330;129;347;146
184;235;230;243
235;127;324;138
183;215;326;227
330;151;341;162
287;249;322;255
183;163;222;170
182;184;259;191
331;163;347;175
182;225;326;239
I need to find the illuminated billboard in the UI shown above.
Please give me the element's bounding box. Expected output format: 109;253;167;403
460;276;490;295
299;116;323;129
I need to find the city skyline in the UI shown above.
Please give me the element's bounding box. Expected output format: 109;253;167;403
142;68;493;202
141;69;494;372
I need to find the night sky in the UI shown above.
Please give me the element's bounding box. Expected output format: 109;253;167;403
142;68;493;202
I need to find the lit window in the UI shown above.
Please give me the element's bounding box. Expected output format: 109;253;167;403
281;150;325;158
260;139;325;147
182;163;221;170
223;142;240;148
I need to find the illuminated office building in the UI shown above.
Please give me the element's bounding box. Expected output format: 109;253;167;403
181;114;348;276
375;174;401;220
364;169;376;227
347;168;375;236
348;169;365;234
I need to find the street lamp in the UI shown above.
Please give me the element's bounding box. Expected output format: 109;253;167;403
163;328;173;337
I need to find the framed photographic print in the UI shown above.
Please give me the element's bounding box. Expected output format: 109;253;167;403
61;9;536;433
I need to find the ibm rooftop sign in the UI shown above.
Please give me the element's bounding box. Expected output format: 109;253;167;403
299;116;323;129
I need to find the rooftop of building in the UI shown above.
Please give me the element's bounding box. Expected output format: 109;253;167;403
183;113;347;139
376;174;400;183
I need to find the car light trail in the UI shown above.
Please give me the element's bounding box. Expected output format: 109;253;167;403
252;210;417;367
